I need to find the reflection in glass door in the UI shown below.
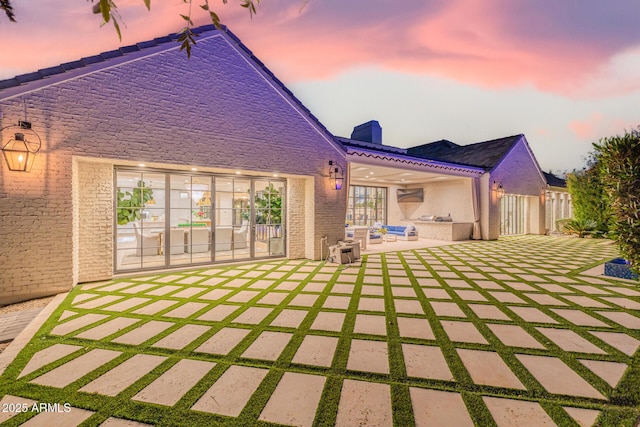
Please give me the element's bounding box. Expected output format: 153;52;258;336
253;180;285;257
115;171;166;270
169;175;213;267
214;177;251;262
115;168;286;272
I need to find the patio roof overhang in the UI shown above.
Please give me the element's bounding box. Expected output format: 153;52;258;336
346;147;485;185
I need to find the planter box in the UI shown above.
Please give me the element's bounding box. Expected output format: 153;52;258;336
604;258;639;281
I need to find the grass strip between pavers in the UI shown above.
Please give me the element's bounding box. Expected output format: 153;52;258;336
0;236;639;426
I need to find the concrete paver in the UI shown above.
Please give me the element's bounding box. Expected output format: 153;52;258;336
292;335;338;367
152;324;210;350
31;349;122;388
536;328;606;354
311;311;345;332
18;344;82;378
396;317;435;340
589;331;640;356
112;320;174;345
563;407;601;427
487;324;545;349
508;306;558;324
335;380;392;427
347;339;389;374
483;396;556;427
80;354;166;396
133;359;215;406
270;309;308;328
431;301;466;318
457;349;525;389
516;354;605;399
441;320;488;344
410;388;473;427
197;304;240;322
0;395;36;424
354;314;387;335
21;407;94;427
402;344;453;381
241;331;293;361
196;327;251;355
132;300;178;316
50;313;109;336
259;372;325;427
76;317;140;340
550;309;610;327
192;365;268;416
579;359;627;387
163;302;208;318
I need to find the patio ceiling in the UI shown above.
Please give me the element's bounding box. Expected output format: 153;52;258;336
349;162;469;185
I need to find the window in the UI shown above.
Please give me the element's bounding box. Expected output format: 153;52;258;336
347;185;387;226
500;194;526;235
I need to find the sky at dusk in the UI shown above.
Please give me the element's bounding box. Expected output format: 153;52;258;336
1;0;640;173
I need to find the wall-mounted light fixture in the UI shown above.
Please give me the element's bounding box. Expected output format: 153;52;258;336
545;190;552;201
328;160;344;190
1;121;41;172
492;181;505;198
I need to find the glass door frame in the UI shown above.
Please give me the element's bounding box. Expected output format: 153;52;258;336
114;166;287;273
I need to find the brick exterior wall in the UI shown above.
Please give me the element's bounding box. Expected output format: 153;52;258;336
0;30;347;304
76;160;114;282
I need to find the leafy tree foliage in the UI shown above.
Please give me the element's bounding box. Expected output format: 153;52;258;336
566;162;610;235
594;127;640;273
1;0;262;57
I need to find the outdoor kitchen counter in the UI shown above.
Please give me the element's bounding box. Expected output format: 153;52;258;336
399;220;473;241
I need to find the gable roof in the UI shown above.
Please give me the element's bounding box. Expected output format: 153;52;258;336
407;135;523;170
0;24;345;156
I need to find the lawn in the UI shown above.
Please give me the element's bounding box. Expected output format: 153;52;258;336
0;235;639;426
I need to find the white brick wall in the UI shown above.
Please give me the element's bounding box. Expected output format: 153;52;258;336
76;160;113;282
0;30;347;304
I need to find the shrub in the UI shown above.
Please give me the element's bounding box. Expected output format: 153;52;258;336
557;218;598;238
594;128;640;274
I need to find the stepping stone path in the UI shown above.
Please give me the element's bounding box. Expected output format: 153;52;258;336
6;236;639;426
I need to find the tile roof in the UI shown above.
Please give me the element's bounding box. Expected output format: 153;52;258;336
543;171;567;187
0;27;199;90
407;135;523;170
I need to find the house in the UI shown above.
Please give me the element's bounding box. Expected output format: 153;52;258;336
543;172;573;232
1;25;557;306
342;120;549;240
0;25;347;305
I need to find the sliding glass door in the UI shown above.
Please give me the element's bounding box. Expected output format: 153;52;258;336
115;168;285;272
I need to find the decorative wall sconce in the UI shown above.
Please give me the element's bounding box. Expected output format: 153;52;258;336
1;121;41;172
493;181;505;198
545;190;551;201
328;160;344;190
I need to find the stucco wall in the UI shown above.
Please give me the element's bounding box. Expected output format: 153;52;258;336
0;30;346;304
401;179;474;223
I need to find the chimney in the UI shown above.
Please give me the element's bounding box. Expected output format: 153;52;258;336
351;120;382;144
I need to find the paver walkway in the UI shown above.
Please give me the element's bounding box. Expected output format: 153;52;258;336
0;236;639;426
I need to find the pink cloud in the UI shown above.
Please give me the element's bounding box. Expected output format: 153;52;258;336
568;114;637;141
1;0;639;98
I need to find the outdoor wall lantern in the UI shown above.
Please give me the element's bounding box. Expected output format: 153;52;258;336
328;161;344;190
493;181;505;198
1;121;41;172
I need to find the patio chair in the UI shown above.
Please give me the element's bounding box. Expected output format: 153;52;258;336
133;222;160;256
234;220;249;249
187;227;210;253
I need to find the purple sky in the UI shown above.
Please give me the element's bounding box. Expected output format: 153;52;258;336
2;0;639;172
